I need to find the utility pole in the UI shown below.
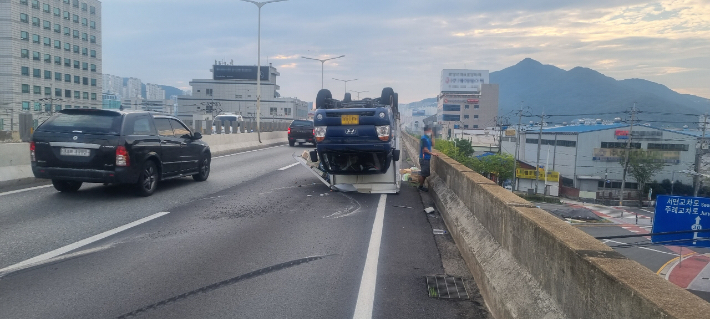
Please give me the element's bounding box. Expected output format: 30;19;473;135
694;113;708;196
535;111;545;194
620;104;637;208
512;104;529;191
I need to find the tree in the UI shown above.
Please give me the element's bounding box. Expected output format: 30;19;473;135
479;154;516;185
622;150;664;204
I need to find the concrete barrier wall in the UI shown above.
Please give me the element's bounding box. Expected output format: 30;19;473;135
0;131;287;186
401;132;710;319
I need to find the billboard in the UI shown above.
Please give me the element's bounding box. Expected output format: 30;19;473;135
213;65;270;81
592;149;680;164
441;69;489;93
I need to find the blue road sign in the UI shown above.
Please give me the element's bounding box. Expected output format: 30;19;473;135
652;195;710;247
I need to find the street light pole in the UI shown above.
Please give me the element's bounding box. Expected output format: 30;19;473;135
350;90;368;100
302;55;345;89
240;0;287;143
333;78;357;97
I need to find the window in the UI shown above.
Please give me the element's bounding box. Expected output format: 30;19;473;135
65;89;71;97
269;107;277;115
474;105;479;109
54;39;61;49
82;62;88;70
64;27;70;35
73;60;79;68
64;0;70;4
22;85;30;94
473;125;479;129
442;114;460;121
33;51;40;60
91;93;96;100
22;101;30;110
81;18;87;26
154;119;174;136
54;8;60;16
81;2;87;11
284;108;292;116
81;33;87;41
31;0;39;9
72;0;78;8
55;88;62;97
464;105;470;109
44;53;51;63
34;102;41;111
21;0;28;5
33;85;41;94
527;138;577;147
90;6;95;14
90;78;96;86
170;119;191;137
73;30;79;38
74;91;80;99
90;21;95;29
73;45;79;53
64;74;71;82
63;11;69;20
90;64;96;72
21;31;29;40
64;58;70;67
90;49;96;57
647;143;689;151
32;17;39;26
463;115;469;119
44;70;51;79
43;20;50;29
82;77;88;85
21;66;29;76
74;75;79;83
20;13;28;23
64;42;70;51
82;47;88;56
601;142;641;149
43;37;51;46
474;115;479;119
72;14;79;23
464;125;469;129
54;56;61;65
32;34;40;43
33;68;41;77
54;23;60;33
206;88;213;96
90;35;96;43
45;87;51;96
43;3;50;13
21;49;29;58
55;72;62;80
443;104;460;112
55;105;62;111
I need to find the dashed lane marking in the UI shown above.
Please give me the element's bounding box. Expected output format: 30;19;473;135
0;184;53;197
278;163;299;171
212;145;283;159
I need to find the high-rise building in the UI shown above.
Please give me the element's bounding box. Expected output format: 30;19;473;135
102;74;123;97
145;83;165;100
437;69;499;138
0;0;103;131
124;77;142;99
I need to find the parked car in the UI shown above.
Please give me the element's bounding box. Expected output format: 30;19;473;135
310;88;400;175
288;120;315;146
31;109;211;196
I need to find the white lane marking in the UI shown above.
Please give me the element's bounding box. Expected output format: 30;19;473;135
0;184;53;197
278;163;299;171
353;194;387;319
603;239;679;256
0;211;170;275
213;145;283;159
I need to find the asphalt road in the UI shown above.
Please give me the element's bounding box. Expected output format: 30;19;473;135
0;144;488;319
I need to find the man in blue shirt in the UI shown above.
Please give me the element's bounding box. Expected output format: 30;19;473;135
419;125;436;192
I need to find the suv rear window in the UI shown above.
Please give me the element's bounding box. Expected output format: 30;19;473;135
38;111;122;134
291;120;313;127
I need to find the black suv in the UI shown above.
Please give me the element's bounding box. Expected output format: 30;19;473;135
31;109;211;196
288;120;315;146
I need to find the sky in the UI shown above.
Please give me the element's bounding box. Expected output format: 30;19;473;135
101;0;710;104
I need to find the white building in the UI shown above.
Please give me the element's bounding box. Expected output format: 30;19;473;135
0;0;103;131
145;83;165;100
123;77;141;99
177;63;309;123
502;123;705;199
437;70;499;138
102;74;123;97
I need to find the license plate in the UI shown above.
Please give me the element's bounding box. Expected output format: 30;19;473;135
341;115;359;125
60;148;90;157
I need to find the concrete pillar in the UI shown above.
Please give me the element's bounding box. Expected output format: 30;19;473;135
204;120;212;135
215;121;222;134
19;113;33;142
194;120;202;133
231;121;239;134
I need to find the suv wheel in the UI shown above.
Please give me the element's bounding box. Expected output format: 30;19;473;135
193;156;211;182
137;161;158;196
52;180;82;192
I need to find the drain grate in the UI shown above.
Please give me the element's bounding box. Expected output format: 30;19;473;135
425;275;469;299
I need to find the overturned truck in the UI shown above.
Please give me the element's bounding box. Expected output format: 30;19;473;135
296;87;402;194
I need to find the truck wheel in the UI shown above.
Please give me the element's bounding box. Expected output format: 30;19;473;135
393;92;399;108
316;89;333;109
136;161;158;196
343;93;352;102
381;87;395;106
52;180;82;192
